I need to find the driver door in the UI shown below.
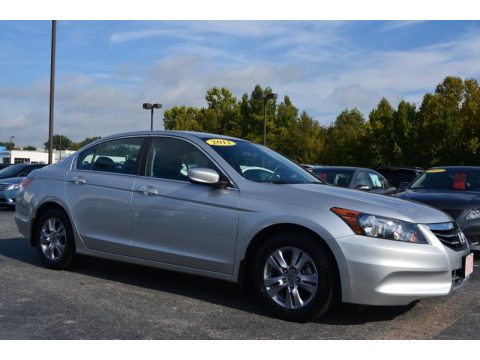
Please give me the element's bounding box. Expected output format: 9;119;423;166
130;137;240;274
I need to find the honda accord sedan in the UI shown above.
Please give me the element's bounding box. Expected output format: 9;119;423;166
14;131;473;321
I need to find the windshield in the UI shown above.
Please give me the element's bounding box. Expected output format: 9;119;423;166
0;164;26;178
205;139;321;184
410;168;480;191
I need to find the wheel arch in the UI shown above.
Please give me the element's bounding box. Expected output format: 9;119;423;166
30;201;71;247
240;223;341;296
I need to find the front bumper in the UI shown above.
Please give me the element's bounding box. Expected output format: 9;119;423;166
14;207;31;239
336;230;471;306
0;189;18;206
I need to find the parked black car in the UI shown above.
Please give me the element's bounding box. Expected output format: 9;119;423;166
0;164;11;171
396;166;480;253
376;167;424;188
0;163;47;180
310;166;396;195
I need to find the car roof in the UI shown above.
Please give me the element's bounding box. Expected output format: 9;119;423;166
311;166;371;171
376;167;424;171
97;130;248;143
428;166;480;171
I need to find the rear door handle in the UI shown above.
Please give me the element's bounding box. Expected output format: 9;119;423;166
72;176;86;184
137;185;159;196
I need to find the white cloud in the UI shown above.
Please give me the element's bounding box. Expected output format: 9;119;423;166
326;84;380;109
3;21;480;146
0;114;27;130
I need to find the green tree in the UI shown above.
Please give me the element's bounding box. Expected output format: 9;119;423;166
23;146;37;151
0;142;15;150
269;95;299;158
70;137;102;150
324;108;366;166
366;98;395;167
417;76;466;166
164;106;203;131
392;101;417;166
44;135;73;150
202;87;241;137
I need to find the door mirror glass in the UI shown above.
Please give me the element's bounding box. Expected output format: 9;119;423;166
355;184;371;191
188;168;220;185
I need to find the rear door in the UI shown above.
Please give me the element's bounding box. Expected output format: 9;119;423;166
65;137;144;255
130;136;240;274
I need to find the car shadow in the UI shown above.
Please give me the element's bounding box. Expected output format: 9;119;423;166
0;236;415;324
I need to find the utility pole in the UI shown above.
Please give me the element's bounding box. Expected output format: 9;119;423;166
48;20;57;164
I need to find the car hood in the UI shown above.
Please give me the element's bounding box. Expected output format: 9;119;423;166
281;183;452;224
0;176;24;185
396;189;480;212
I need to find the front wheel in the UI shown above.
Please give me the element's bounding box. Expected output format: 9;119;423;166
251;232;337;322
35;208;75;270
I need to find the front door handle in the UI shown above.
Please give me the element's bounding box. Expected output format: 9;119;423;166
72;176;86;184
137;185;159;196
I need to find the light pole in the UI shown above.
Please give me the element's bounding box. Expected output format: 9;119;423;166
48;20;57;164
254;91;277;146
143;103;162;130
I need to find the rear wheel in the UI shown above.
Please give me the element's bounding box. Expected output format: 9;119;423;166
35;208;75;269
251;231;337;322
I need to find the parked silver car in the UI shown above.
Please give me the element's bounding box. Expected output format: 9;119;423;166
14;131;473;321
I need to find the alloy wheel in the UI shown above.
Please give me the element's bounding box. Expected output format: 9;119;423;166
263;246;319;309
40;217;67;261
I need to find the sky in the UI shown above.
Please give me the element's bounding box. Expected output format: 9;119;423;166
1;20;480;147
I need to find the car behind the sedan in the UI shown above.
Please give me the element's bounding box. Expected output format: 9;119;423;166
396;166;480;253
311;166;397;195
15;131;473;322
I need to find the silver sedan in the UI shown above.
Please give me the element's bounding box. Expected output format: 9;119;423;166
14;131;473;322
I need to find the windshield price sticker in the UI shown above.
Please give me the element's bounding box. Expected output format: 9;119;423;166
426;168;446;173
464;253;474;278
206;139;236;146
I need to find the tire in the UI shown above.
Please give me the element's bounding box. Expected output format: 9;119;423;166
251;231;337;322
34;208;75;270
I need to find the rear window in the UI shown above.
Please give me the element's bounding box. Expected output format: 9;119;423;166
76;138;144;175
311;168;354;187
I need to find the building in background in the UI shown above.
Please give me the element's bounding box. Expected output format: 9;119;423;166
0;149;76;164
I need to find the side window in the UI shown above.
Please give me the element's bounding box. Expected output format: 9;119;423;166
90;138;143;174
77;146;97;170
353;171;371;188
145;137;217;181
367;172;386;189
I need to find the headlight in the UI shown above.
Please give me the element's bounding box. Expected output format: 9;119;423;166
6;184;19;191
464;208;480;221
331;207;429;244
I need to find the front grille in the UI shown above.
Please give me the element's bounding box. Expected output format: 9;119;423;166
0;183;9;191
442;209;464;220
427;222;467;251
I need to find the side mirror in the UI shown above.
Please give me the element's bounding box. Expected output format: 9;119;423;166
188;168;220;185
399;182;409;189
355;185;371;191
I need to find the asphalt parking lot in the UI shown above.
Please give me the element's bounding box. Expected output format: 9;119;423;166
0;208;479;339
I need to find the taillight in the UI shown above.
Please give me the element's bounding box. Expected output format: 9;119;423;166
19;176;34;190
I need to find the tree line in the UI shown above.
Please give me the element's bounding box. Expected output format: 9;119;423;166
9;75;478;169
164;76;480;168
